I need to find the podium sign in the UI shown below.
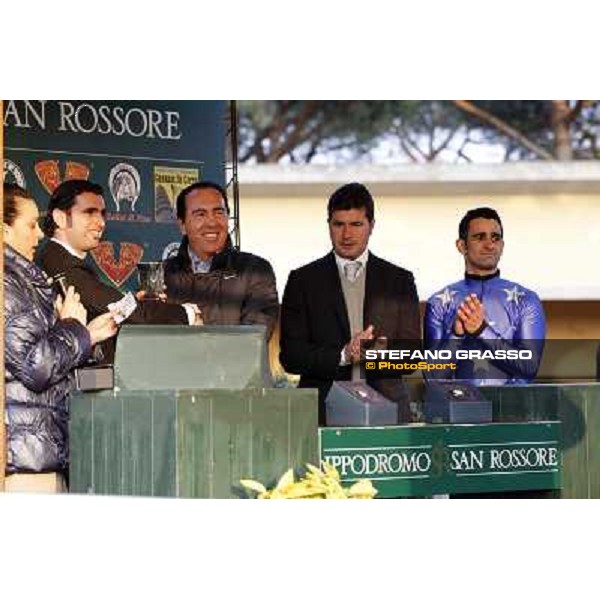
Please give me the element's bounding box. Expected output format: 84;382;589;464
319;422;561;497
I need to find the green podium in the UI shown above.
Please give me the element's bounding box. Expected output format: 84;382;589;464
70;327;599;498
69;325;318;498
318;383;600;498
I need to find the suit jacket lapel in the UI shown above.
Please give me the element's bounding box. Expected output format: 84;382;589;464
322;252;350;340
364;252;384;329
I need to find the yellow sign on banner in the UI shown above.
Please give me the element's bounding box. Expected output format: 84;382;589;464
154;166;199;222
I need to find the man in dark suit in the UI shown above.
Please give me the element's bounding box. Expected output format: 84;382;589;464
163;181;279;340
279;182;420;425
38;179;201;365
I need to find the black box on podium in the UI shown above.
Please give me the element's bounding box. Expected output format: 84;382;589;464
325;381;399;426
424;380;492;424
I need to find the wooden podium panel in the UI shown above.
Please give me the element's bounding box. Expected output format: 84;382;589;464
69;388;318;498
480;383;600;498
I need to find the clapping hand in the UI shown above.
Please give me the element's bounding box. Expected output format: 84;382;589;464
343;324;376;364
453;293;486;336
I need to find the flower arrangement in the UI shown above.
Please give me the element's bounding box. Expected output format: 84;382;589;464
240;462;377;499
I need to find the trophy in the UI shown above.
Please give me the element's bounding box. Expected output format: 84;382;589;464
137;261;165;300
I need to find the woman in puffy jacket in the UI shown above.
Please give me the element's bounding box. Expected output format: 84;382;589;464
3;183;118;493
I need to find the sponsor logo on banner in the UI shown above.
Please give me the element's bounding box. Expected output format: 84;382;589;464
154;166;199;222
3;158;26;187
106;162;150;222
161;241;181;260
109;162;141;212
90;241;144;288
34;160;90;194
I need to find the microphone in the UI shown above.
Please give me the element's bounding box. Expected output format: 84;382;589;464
47;272;108;366
47;272;68;298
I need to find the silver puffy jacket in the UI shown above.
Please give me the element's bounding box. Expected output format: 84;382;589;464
4;244;91;474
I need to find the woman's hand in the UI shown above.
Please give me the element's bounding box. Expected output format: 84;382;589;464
55;286;87;326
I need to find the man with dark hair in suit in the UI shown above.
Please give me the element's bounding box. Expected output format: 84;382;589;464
38;179;202;365
162;181;279;339
279;182;421;425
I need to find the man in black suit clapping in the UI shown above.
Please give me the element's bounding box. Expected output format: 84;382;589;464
279;182;421;425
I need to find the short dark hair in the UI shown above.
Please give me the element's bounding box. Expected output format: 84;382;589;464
175;181;230;221
327;182;375;222
458;207;503;240
43;179;104;236
3;182;34;226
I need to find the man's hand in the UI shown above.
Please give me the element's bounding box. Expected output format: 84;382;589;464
452;316;465;336
192;305;204;326
135;290;168;302
455;293;486;336
87;312;119;345
343;324;375;364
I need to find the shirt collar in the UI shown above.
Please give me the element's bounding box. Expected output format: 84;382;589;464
188;246;213;274
465;269;500;281
51;237;86;260
334;248;369;273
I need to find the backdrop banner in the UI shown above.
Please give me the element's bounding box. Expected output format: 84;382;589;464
3;100;225;291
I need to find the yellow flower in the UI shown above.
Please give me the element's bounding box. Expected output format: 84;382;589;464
240;463;377;500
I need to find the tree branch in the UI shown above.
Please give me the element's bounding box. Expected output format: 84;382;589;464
430;123;461;160
398;136;419;162
268;101;320;162
453;100;554;160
